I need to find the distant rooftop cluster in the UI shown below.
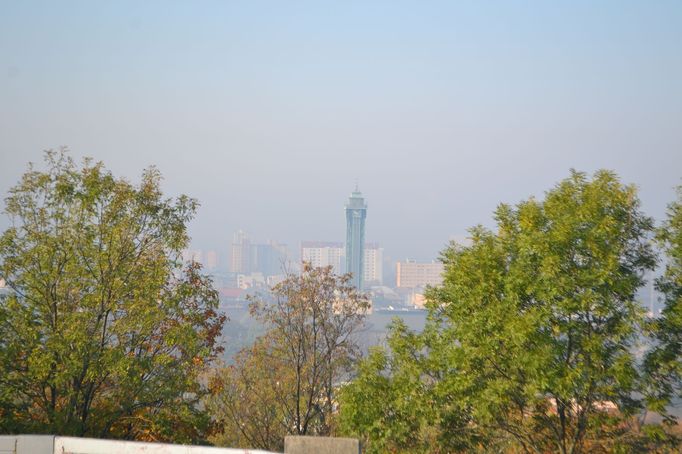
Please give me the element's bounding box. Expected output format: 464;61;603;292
182;189;446;311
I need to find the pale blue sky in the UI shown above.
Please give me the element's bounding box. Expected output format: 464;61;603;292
1;1;681;261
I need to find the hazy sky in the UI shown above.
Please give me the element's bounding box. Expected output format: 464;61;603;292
1;1;681;262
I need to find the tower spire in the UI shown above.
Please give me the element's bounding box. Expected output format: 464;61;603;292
345;187;367;290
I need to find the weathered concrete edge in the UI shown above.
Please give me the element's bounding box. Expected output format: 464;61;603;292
284;435;360;454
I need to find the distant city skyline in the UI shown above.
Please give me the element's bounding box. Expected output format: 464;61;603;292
301;240;383;288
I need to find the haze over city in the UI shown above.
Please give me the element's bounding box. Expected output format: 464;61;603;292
4;1;682;452
1;0;681;262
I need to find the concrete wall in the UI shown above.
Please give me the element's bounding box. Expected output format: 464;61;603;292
0;436;54;454
0;435;278;454
284;436;360;454
0;434;361;454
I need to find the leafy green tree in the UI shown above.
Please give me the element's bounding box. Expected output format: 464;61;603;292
340;170;667;453
209;264;369;451
0;150;225;442
645;187;682;420
337;319;478;454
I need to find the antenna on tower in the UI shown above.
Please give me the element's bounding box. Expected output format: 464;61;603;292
354;179;359;192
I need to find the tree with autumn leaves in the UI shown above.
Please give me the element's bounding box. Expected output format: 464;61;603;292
208;264;369;452
0;150;225;442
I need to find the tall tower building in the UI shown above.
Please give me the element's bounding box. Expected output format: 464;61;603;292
345;187;367;289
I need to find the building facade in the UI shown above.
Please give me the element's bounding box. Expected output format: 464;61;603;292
231;231;289;277
301;240;382;288
396;260;445;288
230;230;251;274
205;250;218;270
345;189;367;290
182;249;203;264
253;241;288;277
301;241;345;272
363;243;383;286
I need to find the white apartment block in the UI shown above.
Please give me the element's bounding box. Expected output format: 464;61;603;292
205;250;218;270
301;241;345;273
301;241;383;288
396;260;445;288
364;243;383;286
182;249;203;264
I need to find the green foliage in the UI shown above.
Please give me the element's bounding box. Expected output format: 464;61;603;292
338;319;481;454
0;150;225;442
339;170;674;453
645;186;682;420
208;264;369;451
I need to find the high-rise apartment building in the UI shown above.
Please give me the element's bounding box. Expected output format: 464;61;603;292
301;241;344;272
253;241;288;277
182;249;203;264
396;260;444;288
231;231;289;277
230;230;251;274
205;250;218;270
345;188;367;290
364;243;383;286
301;241;382;288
